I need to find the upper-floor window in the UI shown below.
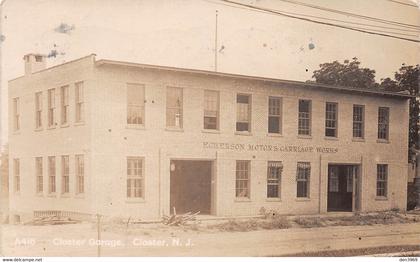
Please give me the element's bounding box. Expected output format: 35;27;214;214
203;90;219;130
378;107;389;140
376;164;388;197
48;88;56;127
268;97;282;134
14;159;20;193
353;105;364;138
298;100;311;136
75;154;85;194
12;97;20;131
127;83;145;126
127;157;144;198
60;85;69;125
75;82;84;123
267;161;282;198
35;92;42;129
296;162;310;198
61;155;70;194
235;160;250;198
236;94;251;132
35;157;43;194
325;102;338;137
48;156;56;194
166;87;183;128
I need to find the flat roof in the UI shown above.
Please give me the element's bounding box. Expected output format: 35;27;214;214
96;59;414;99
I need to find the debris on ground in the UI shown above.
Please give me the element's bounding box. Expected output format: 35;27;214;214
162;208;200;226
25;215;80;226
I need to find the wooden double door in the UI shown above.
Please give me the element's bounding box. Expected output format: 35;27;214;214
327;165;360;212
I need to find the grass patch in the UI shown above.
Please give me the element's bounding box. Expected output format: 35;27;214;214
279;245;420;257
294;217;325;228
207;216;291;232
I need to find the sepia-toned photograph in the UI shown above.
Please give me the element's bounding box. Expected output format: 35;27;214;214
0;0;419;260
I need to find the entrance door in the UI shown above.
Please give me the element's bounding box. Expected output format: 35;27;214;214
327;165;354;212
170;160;212;215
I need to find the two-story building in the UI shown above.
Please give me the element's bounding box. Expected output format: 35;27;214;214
8;54;411;222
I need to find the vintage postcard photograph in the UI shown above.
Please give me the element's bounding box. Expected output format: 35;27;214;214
0;0;419;261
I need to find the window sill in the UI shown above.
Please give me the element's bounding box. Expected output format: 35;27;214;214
235;131;252;136
165;127;184;132
352;138;365;142
60;193;71;198
125;198;146;203
126;125;145;130
47;193;57;198
12;131;21;135
74;121;85;127
202;129;220;134
377;139;390;144
297;135;312;139
324;136;338;141
35;193;44;197
375;197;388;201
75;194;85;199
47;126;57;130
267;133;283;137
34;127;43;132
234;198;251;202
60;123;70;128
266;198;282;202
295;197;311;202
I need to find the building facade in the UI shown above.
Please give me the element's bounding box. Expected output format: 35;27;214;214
8;54;411;222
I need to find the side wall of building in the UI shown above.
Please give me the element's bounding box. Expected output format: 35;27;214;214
8;56;96;222
90;64;408;219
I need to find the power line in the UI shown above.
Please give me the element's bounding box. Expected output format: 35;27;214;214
214;0;420;43
386;0;419;8
275;0;420;29
207;0;420;33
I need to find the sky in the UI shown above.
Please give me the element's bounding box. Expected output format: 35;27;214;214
0;0;419;147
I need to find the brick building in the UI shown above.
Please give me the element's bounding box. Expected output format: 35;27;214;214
8;54;411;222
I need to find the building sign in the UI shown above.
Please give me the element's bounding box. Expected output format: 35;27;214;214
203;142;338;154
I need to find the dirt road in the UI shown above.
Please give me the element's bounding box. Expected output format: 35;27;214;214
1;222;420;256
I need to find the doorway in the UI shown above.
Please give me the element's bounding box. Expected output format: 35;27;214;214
170;160;213;215
327;165;360;212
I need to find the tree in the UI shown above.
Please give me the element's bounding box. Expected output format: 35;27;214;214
312;57;377;89
380;65;420;159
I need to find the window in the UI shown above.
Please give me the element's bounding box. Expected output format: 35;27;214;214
61;156;70;194
377;164;388;197
329;166;339;192
35;157;43;193
75;155;84;194
268;97;282;134
236;94;251;132
346;172;353;193
353;105;364;138
378;107;389;140
127;157;144;198
35;92;42;129
166;87;183;128
235;160;250;198
48;156;56;194
75;82;84;123
297;162;310;198
60;85;69;125
298;100;311;135
127;83;145;125
14;159;20;193
267;161;282;198
48;89;55;127
13;98;20;131
325;102;338;137
203;90;219;130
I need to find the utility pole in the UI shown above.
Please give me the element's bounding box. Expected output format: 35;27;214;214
214;10;218;72
415;133;420;210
